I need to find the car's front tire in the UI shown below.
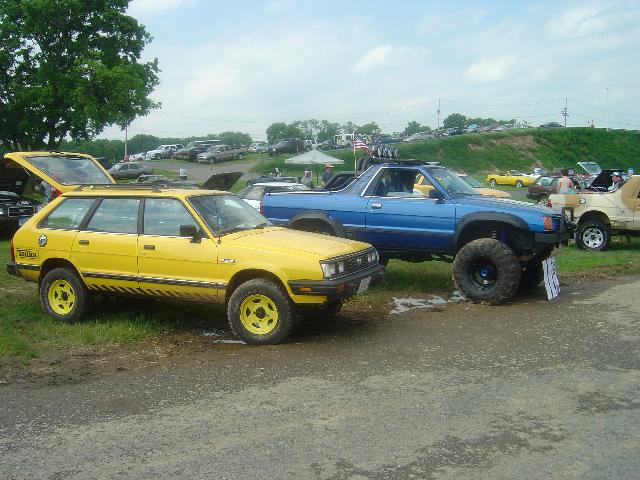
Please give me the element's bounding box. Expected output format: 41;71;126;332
40;267;89;324
453;238;521;304
575;220;610;251
488;178;497;186
227;279;296;344
515;180;524;188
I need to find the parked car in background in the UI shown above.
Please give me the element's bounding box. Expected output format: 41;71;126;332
527;175;586;203
175;140;221;161
196;144;246;164
317;140;336;150
125;152;146;161
485;170;537;188
0;157;42;229
248;142;269;153
268;138;305;156
539;122;564;128
457;174;511;198
237;182;310;210
145;145;179;160
107;161;152;179
137;174;170;184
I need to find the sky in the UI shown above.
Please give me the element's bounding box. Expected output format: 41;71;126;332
100;0;640;141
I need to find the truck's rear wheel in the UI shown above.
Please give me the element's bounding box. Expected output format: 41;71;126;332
453;238;521;304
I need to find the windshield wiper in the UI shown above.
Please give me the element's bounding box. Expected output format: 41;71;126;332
219;226;248;236
254;222;271;229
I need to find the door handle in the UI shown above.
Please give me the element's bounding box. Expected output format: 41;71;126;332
143;244;155;250
371;203;382;209
78;239;89;245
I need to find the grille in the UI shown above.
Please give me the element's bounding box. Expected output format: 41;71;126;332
8;206;35;217
343;251;372;274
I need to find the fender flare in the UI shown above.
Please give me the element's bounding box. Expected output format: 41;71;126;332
454;212;529;247
288;211;347;237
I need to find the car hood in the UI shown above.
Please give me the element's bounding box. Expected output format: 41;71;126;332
455;195;556;215
3;151;115;193
475;187;510;198
224;227;371;258
201;172;243;191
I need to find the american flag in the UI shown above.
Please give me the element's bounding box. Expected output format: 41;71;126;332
353;135;370;154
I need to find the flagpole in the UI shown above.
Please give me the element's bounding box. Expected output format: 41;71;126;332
352;129;357;172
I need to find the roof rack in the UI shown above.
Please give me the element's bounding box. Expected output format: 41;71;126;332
73;183;163;193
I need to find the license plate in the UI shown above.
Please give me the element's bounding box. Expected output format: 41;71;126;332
542;257;560;300
357;276;371;294
18;216;29;226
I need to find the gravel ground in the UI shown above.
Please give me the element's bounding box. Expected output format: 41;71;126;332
1;276;639;479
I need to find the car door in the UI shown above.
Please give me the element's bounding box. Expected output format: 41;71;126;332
362;167;456;251
72;197;141;293
137;197;221;301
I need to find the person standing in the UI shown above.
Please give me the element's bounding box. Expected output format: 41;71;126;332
321;164;334;187
557;169;574;194
301;170;313;188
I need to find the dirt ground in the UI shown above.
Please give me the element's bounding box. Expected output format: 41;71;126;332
1;273;639;479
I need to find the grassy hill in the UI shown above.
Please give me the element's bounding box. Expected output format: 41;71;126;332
309;128;640;175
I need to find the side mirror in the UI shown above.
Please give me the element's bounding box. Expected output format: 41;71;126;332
428;189;445;202
180;224;201;243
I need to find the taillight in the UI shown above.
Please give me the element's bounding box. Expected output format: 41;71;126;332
9;237;15;262
51;187;62;199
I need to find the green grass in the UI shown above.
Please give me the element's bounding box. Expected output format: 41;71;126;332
2;234;640;362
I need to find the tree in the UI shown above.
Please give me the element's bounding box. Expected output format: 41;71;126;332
218;131;252;147
358;122;381;136
316;120;340;142
443;113;468;129
265;122;304;144
404;121;429;135
0;0;159;151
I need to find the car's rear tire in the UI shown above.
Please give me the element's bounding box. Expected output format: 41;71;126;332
39;267;88;324
453;238;521;304
488;178;497;186
515;180;524;188
227;279;296;344
575;220;610;251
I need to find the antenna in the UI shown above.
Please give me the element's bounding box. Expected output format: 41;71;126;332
561;98;569;127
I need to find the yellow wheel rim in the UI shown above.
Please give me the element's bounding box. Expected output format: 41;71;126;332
48;279;76;316
239;294;279;335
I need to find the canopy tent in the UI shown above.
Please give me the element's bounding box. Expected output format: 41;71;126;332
284;149;344;186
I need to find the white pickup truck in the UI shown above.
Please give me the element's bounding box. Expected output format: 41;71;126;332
145;144;183;160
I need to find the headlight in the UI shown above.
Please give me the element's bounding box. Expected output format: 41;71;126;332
0;208;4;215
542;216;554;231
321;262;337;278
367;250;379;263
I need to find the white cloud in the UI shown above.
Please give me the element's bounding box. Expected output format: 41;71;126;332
127;0;195;17
464;55;516;83
353;45;394;72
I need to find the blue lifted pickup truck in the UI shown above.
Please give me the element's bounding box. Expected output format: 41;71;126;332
261;161;570;304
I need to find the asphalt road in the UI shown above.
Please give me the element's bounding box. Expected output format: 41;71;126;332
2;276;639;479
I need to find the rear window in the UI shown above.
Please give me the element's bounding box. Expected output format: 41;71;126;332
26;155;112;185
40;198;95;229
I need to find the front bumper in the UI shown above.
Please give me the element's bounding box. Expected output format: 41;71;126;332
6;261;19;278
289;263;384;300
534;230;571;244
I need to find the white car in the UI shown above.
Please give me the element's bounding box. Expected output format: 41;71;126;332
248;142;269;153
145;144;181;160
237;182;310;210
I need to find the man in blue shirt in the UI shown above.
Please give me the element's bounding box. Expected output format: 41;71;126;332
321;164;334;187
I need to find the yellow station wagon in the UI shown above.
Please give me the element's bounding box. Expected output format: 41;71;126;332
6;152;383;344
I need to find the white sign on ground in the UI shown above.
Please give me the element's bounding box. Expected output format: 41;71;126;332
543;256;560;300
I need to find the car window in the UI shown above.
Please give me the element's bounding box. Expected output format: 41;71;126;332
240;186;263;201
40;198;95;229
24;155;112;185
85;198;140;234
144;198;198;236
538;177;553;186
372;169;424;197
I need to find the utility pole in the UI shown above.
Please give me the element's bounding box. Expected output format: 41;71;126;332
437;99;441;130
561;98;568;127
124;125;128;160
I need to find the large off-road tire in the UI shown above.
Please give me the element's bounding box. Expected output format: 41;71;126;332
519;262;544;291
515;180;524;188
227;279;296;344
488;178;497;186
575;220;610;251
453;238;521;304
39;267;89;324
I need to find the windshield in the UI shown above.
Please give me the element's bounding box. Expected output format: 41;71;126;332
459;175;482;188
189;194;271;236
427;167;478;196
577;162;602;174
25;155;112;185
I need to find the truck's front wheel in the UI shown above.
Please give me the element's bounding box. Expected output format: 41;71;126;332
453;238;521;304
575;220;610;251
